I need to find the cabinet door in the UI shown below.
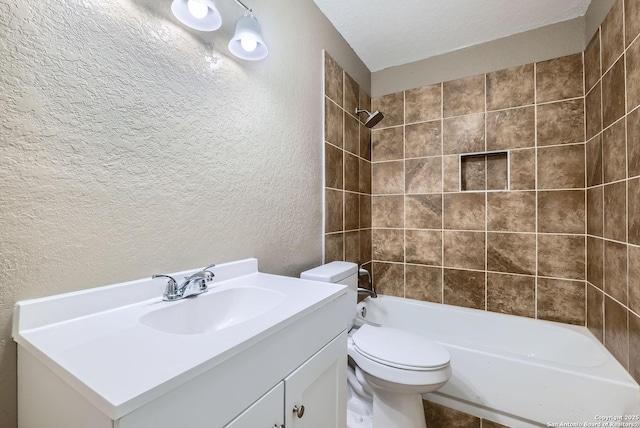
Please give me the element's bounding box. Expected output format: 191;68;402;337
224;382;284;428
284;331;347;428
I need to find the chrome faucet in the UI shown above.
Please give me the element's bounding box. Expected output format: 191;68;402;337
153;264;215;301
357;287;377;299
357;264;377;298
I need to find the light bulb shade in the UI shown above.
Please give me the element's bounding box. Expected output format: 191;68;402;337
228;15;268;60
171;0;222;31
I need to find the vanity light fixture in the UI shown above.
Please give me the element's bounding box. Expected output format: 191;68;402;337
171;0;268;61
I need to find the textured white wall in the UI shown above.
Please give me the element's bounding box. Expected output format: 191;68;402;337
0;0;369;425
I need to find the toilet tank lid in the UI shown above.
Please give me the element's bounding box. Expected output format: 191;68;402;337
300;261;358;283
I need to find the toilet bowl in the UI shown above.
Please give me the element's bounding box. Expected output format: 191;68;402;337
301;262;452;428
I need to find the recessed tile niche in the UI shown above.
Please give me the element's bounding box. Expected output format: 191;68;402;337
460;151;509;191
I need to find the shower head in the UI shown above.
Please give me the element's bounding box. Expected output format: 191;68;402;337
355;108;384;128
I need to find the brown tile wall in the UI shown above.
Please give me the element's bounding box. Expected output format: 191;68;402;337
323;53;373;282
324;0;640;396
584;0;640;383
364;0;640;385
370;52;588;326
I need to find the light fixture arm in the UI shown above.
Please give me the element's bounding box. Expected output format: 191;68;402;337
233;0;252;13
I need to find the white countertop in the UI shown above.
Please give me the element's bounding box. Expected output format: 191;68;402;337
13;259;347;419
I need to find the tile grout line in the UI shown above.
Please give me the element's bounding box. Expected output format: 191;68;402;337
534;60;539;321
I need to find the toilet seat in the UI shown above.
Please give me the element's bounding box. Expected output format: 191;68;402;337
351;325;450;371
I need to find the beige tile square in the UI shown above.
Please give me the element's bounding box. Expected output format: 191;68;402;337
510;149;536;190
405;84;441;123
537;144;585;189
344;113;360;156
324;53;343;107
345;231;360;264
632;244;640;315
585;83;602;141
360;229;372;263
345;192;359;231
406;230;442;265
372;161;404;194
325;233;343;262
325;189;343;233
443;193;485;230
587;236;604;290
536;53;584;103
537;190;585;234
630;312;640;383
424;401;482;427
627;0;640;46
537;278;586;325
372;195;404;228
325;143;343;189
406;265;442;303
603;119;626;183
537;99;584;146
443;74;485;117
344;152;359;193
372;127;404;161
405;157;442;194
405;194;442;229
443;114;485;155
605;296;629;368
627;38;640;113
372;262;404;296
587;135;603;187
405;121;441;158
587;285;604;341
602;58;625;128
372;229;404;262
486;64;534;110
487;233;536;275
443;269;486;310
604;240;628;304
486;106;535;150
325;97;343;148
487;273;535;317
344;73;359;118
372;92;404;127
359;159;371;194
359;195;371;229
603;181;627;242
537;234;585;280
628;108;640;177
442;155;460;192
584;30;601;92
587;186;604;237
629;177;640;245
443;231;485;270
601;0;624;71
487;192;536;232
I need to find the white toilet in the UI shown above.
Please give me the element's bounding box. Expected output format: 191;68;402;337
301;262;452;428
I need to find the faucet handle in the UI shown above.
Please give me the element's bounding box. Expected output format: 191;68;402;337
152;274;179;300
202;264;215;282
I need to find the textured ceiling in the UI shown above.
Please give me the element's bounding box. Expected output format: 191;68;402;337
313;0;591;72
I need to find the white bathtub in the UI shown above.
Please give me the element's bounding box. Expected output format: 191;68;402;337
356;296;640;428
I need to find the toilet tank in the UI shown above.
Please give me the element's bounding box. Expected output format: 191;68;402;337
301;262;358;327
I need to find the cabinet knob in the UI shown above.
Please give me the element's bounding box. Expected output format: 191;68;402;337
293;404;305;418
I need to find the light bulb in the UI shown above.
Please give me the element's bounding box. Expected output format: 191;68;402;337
240;37;258;52
187;0;209;19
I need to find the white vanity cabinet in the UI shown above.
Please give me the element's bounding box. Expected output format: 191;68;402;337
225;331;347;428
13;259;350;428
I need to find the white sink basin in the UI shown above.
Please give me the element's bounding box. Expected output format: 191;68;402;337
139;286;285;335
